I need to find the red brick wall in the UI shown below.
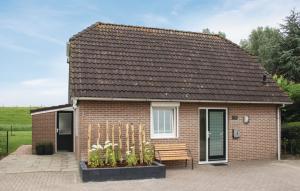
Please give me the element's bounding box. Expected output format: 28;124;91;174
32;112;56;153
78;101;278;164
228;105;278;160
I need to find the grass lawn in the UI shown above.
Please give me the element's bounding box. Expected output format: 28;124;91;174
287;121;300;127
0;107;37;131
8;131;32;153
0;107;35;154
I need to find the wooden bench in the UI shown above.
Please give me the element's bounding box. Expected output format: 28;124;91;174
154;144;193;169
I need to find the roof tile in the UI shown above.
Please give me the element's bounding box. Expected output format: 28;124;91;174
69;22;291;103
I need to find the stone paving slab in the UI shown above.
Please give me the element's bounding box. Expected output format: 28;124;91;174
11;145;32;155
0;152;77;174
0;151;300;191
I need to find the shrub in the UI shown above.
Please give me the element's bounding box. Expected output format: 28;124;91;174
35;142;53;155
44;142;54;155
143;142;154;165
88;149;103;168
36;144;44;155
104;141;117;167
281;125;300;154
126;148;138;166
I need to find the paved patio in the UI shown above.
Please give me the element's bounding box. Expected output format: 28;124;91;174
0;147;77;174
0;147;300;191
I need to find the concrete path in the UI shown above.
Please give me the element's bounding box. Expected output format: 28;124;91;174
0;148;77;174
11;145;32;155
0;148;300;191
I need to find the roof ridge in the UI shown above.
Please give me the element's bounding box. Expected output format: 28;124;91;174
69;22;100;41
69;21;223;41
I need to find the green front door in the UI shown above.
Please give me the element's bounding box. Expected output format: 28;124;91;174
199;108;226;163
208;110;226;161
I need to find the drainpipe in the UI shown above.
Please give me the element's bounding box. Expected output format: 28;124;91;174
72;98;78;110
72;98;78;158
277;104;284;160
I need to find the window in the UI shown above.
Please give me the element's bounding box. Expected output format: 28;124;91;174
151;102;179;139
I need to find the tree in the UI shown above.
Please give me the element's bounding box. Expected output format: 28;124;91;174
278;9;300;82
274;75;300;122
202;28;226;38
240;10;300;82
239;27;282;74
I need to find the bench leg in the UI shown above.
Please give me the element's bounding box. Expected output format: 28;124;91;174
191;159;194;170
185;160;187;168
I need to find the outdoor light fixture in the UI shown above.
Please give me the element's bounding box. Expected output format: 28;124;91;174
243;116;250;124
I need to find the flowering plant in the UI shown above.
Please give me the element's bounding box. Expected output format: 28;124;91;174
126;147;138;166
143;142;154;165
88;144;104;167
104;141;117;167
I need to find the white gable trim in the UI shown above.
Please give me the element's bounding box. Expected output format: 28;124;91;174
31;107;73;116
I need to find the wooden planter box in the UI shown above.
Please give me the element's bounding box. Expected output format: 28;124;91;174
79;161;166;182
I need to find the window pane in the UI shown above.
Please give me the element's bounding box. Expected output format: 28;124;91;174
164;109;172;133
153;109;159;133
159;110;164;133
59;112;72;135
200;109;206;161
152;107;176;137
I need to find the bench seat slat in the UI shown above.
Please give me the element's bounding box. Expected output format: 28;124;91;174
160;156;191;161
154;143;193;169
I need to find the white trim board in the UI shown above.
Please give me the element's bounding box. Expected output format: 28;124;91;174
72;97;291;105
150;102;179;139
277;106;281;160
31;107;73;116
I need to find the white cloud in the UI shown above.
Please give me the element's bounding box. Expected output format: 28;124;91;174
21;79;51;87
0;42;37;54
181;0;300;43
0;78;68;106
0;51;69;106
1;22;65;46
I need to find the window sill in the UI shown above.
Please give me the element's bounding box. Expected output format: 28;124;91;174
150;136;179;140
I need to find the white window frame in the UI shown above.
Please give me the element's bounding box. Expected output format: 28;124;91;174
150;102;180;139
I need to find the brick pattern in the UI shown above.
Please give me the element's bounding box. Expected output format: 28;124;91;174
32;112;56;153
228;105;277;160
78;101;278;164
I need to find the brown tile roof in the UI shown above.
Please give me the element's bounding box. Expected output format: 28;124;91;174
68;22;291;103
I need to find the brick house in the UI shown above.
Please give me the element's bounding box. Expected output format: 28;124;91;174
31;22;291;165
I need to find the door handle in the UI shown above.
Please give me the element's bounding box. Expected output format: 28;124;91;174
56;129;59;133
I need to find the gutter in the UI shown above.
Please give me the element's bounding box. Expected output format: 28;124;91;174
72;97;292;105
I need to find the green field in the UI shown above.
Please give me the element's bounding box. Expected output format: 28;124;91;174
0;107;35;154
0;107;36;131
8;131;32;153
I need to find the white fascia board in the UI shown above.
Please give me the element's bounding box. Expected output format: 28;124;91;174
151;102;180;107
31;107;73;116
73;97;292;105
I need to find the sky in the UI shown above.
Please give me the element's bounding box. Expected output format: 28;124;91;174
0;0;299;106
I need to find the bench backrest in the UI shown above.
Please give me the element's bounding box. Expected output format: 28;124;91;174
154;144;188;151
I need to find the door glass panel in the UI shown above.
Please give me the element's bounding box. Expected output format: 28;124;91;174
58;113;72;135
208;110;224;160
200;109;206;162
